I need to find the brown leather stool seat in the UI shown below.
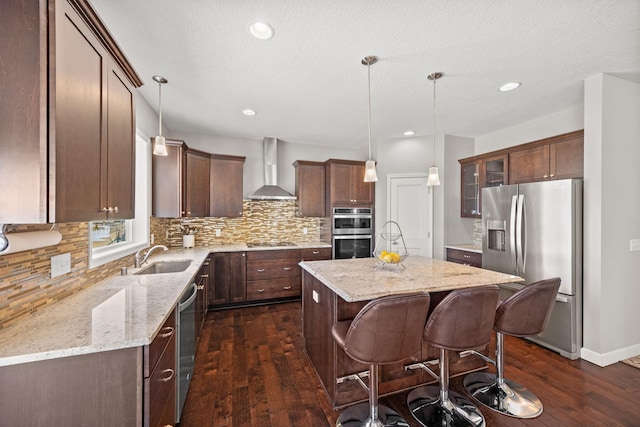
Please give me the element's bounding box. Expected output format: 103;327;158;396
407;285;499;427
463;278;561;419
332;293;431;427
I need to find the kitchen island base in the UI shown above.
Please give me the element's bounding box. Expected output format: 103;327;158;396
302;270;490;408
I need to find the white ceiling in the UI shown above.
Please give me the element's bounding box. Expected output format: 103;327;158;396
90;0;640;149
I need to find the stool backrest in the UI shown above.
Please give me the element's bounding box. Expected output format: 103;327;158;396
424;285;499;351
495;277;561;337
343;293;431;365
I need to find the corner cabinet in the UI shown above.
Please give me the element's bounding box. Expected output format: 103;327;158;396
293;160;326;217
210;154;246;218
0;0;141;224
459;154;508;218
325;159;374;213
152;140;210;218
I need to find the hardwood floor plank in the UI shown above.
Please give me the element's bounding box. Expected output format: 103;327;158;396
180;302;640;427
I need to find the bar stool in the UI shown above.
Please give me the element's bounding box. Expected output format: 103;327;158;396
463;278;561;419
332;293;431;427
406;285;499;427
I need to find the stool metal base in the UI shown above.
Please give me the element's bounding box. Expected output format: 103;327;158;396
407;386;485;427
463;371;543;419
336;402;410;427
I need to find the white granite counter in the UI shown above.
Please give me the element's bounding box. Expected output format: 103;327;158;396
300;256;521;302
445;244;483;253
0;241;330;368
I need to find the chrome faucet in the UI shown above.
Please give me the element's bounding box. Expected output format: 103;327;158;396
134;245;168;268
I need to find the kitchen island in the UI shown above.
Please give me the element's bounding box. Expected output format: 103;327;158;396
299;256;521;408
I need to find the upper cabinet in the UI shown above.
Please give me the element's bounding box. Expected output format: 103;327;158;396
459;154;508;218
152;140;211;218
210;154;245;218
0;0;141;224
459;130;582;217
293;160;325;217
325;159;374;212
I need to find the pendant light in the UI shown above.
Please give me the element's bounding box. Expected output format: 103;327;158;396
362;55;378;182
152;75;168;156
426;72;443;187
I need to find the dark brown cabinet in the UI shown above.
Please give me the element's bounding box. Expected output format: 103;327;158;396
246;250;302;301
325;159;374;212
460;154;508;218
446;248;482;268
0;0;141;223
294;160;326;217
301;247;332;261
210;252;247;306
509;131;584;184
210;154;246;217
152;140;210;218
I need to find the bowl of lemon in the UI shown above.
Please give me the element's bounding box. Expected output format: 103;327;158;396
374;249;408;272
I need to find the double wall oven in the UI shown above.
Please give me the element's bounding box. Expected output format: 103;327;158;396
332;207;373;259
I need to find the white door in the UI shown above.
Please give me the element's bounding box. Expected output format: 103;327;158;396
387;174;433;257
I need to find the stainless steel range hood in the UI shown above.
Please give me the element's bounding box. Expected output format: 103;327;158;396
248;137;297;200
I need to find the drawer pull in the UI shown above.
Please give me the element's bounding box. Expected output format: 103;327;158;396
463;255;471;258
257;288;265;293
159;368;174;382
200;274;209;278
159;327;174;338
257;268;265;272
283;286;292;290
283;267;292;271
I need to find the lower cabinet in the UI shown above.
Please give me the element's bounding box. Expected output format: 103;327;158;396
446;248;482;268
210;252;247;306
144;309;177;427
195;258;210;339
0;308;177;427
301;247;332;262
246;250;301;301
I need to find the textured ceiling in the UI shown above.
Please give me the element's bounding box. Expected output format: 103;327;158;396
90;0;640;149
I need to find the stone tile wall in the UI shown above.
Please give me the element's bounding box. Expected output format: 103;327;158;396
0;200;323;329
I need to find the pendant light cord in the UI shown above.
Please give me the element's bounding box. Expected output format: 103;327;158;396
367;61;372;160
432;76;436;164
158;81;163;136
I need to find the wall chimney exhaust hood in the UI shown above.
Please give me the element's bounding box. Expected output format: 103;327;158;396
248;138;297;200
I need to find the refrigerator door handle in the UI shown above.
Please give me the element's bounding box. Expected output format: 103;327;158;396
509;195;518;270
516;194;526;274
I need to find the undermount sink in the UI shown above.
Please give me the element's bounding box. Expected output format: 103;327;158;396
134;260;192;275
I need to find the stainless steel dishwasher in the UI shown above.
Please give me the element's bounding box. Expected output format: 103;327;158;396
177;282;197;423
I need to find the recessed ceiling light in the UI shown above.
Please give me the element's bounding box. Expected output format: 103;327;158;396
249;22;274;40
499;82;521;92
242;109;256;116
403;130;415;136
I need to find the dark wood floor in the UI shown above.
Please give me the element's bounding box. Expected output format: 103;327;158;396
180;302;640;426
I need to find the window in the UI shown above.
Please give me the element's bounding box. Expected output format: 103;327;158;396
88;131;150;268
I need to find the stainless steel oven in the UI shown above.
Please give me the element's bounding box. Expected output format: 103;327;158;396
332;207;373;259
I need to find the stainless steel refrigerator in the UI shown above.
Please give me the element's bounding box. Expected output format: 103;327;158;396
482;178;582;359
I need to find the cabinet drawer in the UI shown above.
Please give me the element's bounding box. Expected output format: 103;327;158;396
144;330;176;427
246;278;301;301
301;247;332;261
247;259;301;280
144;309;176;378
446;248;482;268
247;249;300;261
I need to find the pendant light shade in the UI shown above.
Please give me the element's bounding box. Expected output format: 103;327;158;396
362;56;378;182
152;75;168;156
427;72;443;187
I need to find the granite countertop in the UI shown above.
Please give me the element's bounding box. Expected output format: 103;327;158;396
445;243;483;253
0;240;330;368
300;256;521;302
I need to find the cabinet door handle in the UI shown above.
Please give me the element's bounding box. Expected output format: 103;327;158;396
101;207;113;213
113;206;119;213
197;285;205;290
159;327;174;338
550;174;555;178
312;251;320;255
283;267;292;271
463;255;471;258
200;274;209;278
257;268;265;272
159;369;175;382
543;174;548;178
283;286;292;290
257;288;265;293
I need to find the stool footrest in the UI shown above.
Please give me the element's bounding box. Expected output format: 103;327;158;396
460;350;496;366
336;370;370;392
404;359;439;381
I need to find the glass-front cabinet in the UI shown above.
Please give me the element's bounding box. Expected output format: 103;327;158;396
460;161;480;217
459;154;508;218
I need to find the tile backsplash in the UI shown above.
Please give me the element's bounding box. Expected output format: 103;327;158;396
0;200;322;329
